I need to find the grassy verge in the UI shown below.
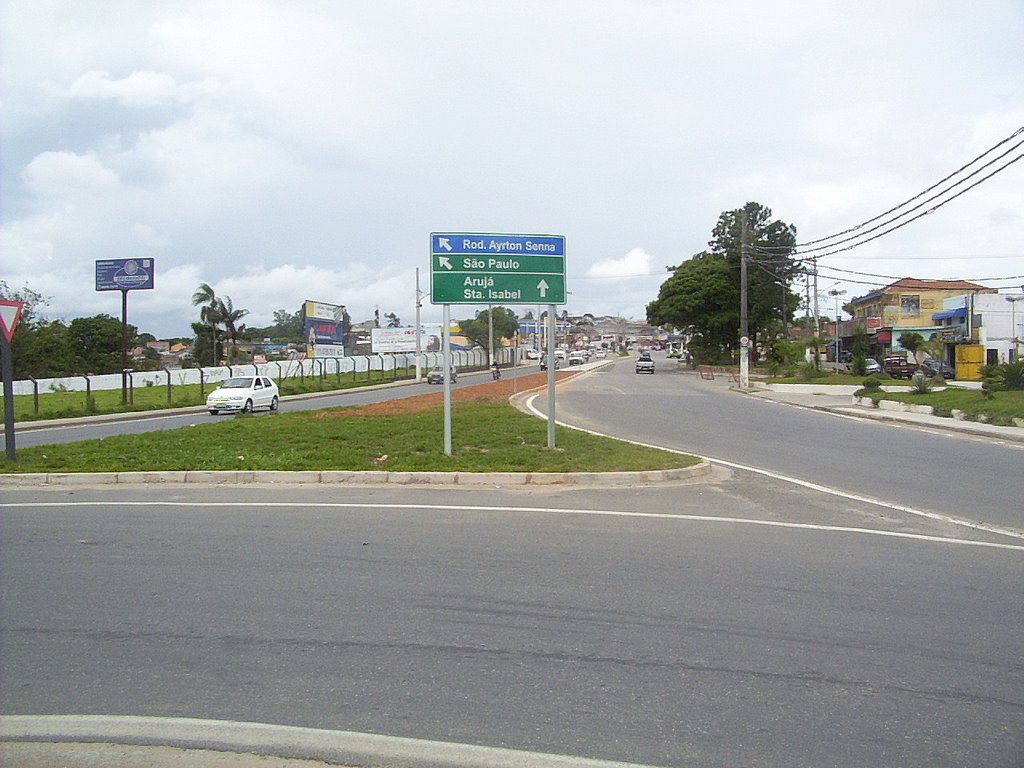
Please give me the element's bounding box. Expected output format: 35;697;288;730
2;401;701;474
1;367;424;422
856;387;1024;426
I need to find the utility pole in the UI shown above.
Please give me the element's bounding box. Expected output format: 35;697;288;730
738;212;750;389
414;268;423;381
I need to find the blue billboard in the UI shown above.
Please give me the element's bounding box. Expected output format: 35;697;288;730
95;259;155;291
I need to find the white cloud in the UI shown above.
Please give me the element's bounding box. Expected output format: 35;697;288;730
587;249;657;280
1;0;1022;338
66;70;220;107
21;151;120;200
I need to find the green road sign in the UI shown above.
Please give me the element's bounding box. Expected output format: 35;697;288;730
430;232;566;305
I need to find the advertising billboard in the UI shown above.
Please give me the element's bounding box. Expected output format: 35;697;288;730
371;325;443;354
304;300;347;358
95;258;155;291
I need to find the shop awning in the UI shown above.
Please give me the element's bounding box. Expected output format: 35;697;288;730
874;329;892;343
932;307;967;321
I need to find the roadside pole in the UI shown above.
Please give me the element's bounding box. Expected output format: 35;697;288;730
415;268;422;381
547;305;556;449
2;334;15;461
442;304;452;456
0;299;24;462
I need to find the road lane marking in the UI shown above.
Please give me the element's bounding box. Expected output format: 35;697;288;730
524;394;1024;543
3;500;1023;552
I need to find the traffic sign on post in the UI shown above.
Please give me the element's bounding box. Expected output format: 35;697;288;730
430;233;566;305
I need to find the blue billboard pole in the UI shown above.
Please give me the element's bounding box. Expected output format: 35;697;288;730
95;259;155;405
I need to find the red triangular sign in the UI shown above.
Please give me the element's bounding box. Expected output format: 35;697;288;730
0;300;25;343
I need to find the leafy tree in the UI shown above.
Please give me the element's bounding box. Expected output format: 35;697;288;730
218;295;249;362
648;202;799;358
898;332;925;360
67;314;134;374
191;283;222;366
647;254;735;357
385;312;402;328
459;307;519;361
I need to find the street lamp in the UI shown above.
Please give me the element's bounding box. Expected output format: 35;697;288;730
828;289;846;371
1007;294;1024;362
774;280;788;338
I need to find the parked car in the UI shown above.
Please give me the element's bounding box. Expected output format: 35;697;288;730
426;365;457;384
635;351;655;374
525;349;541;360
884;355;917;379
919;359;955;379
207;376;279;415
864;358;882;374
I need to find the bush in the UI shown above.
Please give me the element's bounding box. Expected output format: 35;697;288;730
861;375;883;391
909;372;934;394
799;361;819;381
850;355;868;377
1001;361;1024;390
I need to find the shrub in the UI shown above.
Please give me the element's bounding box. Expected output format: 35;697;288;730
909;372;933;394
799;361;819;381
1001;361;1024;390
850;355;868;377
861;375;882;391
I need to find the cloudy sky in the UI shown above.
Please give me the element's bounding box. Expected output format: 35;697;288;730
2;0;1022;338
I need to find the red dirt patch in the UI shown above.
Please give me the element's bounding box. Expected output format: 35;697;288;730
313;369;579;417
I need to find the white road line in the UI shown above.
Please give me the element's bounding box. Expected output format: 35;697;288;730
3;499;1023;552
524;394;1024;543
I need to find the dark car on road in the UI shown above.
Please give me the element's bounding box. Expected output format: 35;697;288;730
919;359;955;379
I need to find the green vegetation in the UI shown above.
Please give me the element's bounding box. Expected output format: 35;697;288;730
1;367;423;422
855;386;1024;426
1;401;701;474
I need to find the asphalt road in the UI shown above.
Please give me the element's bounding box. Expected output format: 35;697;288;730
2;357;1022;767
547;358;1024;536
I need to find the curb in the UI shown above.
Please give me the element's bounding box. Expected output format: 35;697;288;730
0;715;667;768
0;463;711;488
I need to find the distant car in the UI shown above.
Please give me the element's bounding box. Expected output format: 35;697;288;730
595;349;607;358
540;354;560;371
525;349;541;360
864;358;882;374
426;365;457;384
635;351;655;374
919;359;955;379
207;376;279;415
568;351;586;366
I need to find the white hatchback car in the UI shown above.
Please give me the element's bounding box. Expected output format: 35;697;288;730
207;376;280;415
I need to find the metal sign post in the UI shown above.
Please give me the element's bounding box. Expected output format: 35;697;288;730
0;299;25;461
430;232;567;453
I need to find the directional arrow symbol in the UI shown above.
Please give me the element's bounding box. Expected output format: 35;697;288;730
537;279;549;298
439;237;452;252
439;256;453;270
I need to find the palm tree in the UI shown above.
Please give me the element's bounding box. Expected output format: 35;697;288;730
218;295;249;362
191;283;221;366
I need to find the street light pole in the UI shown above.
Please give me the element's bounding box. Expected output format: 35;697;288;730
1007;294;1024;362
828;288;846;372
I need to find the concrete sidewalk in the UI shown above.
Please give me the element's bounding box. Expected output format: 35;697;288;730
744;382;1024;444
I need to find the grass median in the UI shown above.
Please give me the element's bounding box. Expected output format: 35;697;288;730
2;380;701;474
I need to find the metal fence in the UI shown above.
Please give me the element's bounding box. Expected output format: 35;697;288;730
8;348;506;401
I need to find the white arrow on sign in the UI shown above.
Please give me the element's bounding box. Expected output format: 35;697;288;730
439;256;453;270
439;237;452;252
537;279;549;298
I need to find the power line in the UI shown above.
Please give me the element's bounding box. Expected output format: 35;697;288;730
794;125;1024;250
